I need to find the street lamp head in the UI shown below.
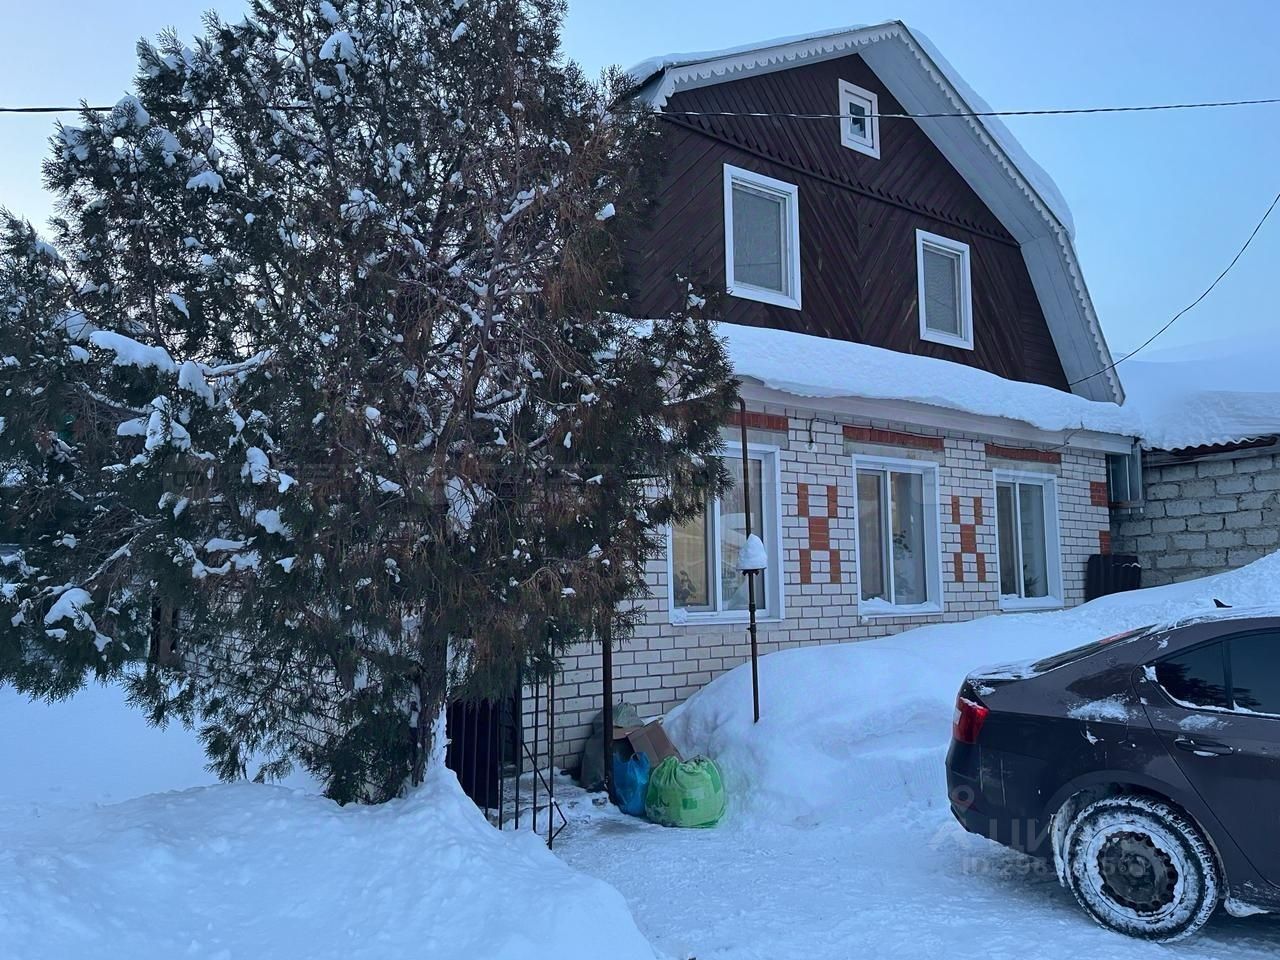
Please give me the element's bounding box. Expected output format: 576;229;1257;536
739;533;768;574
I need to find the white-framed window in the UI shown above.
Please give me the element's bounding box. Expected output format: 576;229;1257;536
916;230;973;350
838;80;880;159
853;456;943;617
723;164;802;310
993;471;1064;610
669;443;783;623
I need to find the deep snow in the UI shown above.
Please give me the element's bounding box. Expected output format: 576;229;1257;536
0;684;654;960
558;553;1280;959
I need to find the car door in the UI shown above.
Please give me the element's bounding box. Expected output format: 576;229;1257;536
1138;628;1280;888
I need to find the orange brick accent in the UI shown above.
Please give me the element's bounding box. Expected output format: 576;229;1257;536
727;410;789;432
1098;530;1112;555
984;443;1062;465
844;425;944;452
796;483;841;586
1090;481;1110;508
950;496;989;584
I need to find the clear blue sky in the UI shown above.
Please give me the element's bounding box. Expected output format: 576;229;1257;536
2;0;1277;357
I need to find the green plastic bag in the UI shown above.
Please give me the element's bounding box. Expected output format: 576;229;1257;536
644;756;725;828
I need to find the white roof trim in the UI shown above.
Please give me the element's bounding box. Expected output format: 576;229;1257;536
629;22;1124;406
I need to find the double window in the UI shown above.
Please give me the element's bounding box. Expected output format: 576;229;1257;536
723;165;802;310
854;457;942;615
670;446;782;622
994;472;1063;609
917;230;973;350
1155;632;1280;716
838;80;880;159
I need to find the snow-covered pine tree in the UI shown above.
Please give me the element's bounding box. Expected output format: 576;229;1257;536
0;0;736;802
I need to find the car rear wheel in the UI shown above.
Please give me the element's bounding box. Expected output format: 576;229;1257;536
1063;795;1220;942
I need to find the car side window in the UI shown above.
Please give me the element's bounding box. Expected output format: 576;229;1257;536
1228;632;1280;716
1154;642;1229;710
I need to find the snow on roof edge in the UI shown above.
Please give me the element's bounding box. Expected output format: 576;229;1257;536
711;321;1133;439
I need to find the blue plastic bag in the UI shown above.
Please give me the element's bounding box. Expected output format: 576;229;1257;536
611;750;651;817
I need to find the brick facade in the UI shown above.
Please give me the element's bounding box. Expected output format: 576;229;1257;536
535;402;1112;769
1112;448;1280;586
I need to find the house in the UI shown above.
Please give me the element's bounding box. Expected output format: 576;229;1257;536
1110;338;1280;585
527;22;1143;770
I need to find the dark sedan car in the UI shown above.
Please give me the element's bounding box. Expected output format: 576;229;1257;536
946;611;1280;941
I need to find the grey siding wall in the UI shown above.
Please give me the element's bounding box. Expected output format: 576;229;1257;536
1112;449;1280;586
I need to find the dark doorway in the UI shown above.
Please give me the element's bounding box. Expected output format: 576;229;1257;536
445;694;520;811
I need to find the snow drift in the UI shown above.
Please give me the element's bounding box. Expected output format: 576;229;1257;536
664;550;1280;824
0;766;655;960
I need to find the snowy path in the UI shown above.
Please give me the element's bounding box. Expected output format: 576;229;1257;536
557;748;1280;960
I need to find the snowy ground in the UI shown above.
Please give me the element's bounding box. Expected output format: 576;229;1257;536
0;684;654;960
7;557;1280;958
558;555;1280;960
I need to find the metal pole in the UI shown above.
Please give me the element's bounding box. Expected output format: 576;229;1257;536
739;399;761;724
548;670;557;850
601;611;614;800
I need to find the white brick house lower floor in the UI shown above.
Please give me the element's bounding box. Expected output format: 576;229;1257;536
526;393;1119;771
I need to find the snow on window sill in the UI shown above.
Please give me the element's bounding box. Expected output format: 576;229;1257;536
669;608;783;627
858;599;943;619
998;594;1064;613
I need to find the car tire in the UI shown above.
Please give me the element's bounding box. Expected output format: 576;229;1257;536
1063;795;1221;942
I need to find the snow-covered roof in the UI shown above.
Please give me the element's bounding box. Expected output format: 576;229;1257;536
1118;337;1280;450
717;322;1133;439
627;22;1123;406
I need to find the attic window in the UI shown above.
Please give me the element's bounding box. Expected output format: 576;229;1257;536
723;164;802;310
838;81;880;159
916;230;973;350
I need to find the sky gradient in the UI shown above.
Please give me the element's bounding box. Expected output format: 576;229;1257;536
2;0;1277;358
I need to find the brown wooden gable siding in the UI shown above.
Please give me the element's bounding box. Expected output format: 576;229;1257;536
625;53;1070;392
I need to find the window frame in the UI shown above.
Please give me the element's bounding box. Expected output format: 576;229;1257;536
838;80;881;159
1107;445;1144;507
916;229;974;350
851;454;944;618
723;164;803;311
992;469;1064;611
666;441;785;625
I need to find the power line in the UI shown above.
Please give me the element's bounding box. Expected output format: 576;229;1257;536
1069;187;1280;388
666;97;1280;120
2;95;1280;118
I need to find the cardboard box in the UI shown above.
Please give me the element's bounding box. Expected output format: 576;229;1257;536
612;719;682;769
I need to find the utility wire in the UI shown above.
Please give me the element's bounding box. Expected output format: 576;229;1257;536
1069;187;1280;387
2;95;1280;117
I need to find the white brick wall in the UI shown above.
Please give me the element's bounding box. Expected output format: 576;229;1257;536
535;401;1111;769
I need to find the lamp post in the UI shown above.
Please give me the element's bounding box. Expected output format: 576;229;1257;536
738;400;766;723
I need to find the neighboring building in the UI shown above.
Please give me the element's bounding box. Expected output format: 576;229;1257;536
1111;342;1280;586
533;23;1141;770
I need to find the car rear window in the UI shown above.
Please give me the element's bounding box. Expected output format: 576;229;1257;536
1155;642;1230;710
1030;626;1152;673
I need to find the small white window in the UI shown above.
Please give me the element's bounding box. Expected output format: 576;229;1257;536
916;230;973;350
670;445;783;623
838;81;880;159
723;164;802;310
854;456;943;617
994;471;1064;610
